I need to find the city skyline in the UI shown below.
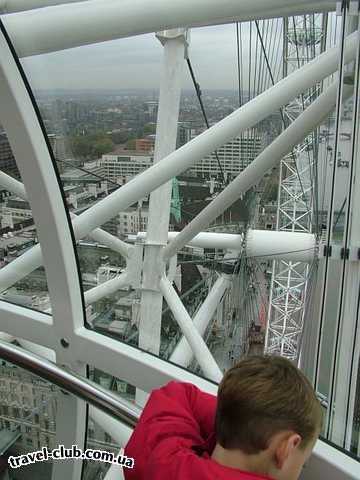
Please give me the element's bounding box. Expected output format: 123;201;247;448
21;23;256;92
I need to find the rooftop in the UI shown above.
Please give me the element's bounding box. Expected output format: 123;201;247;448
104;148;152;157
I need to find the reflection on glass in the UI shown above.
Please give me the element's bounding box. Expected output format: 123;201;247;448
311;8;360;462
82;367;136;480
0;127;51;314
0;358;55;479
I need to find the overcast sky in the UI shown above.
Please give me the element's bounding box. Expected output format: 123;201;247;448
20;23;256;92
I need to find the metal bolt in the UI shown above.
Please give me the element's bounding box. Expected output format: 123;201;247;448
60;338;70;348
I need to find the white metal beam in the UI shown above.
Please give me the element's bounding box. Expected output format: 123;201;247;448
137;231;244;251
0;22;86;480
0;169;132;259
170;275;230;368
84;272;129;306
159;276;223;382
0;34;357;293
0;0;86;14
163;81;353;260
2;0;336;57
138;230;316;262
138;30;187;359
0;300;55;346
73;326;218;394
304;440;360;480
68;32;359;239
246;230;316;262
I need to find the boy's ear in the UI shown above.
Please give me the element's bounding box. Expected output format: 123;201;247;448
274;433;301;469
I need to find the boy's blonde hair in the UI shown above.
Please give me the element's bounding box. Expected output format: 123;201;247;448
215;355;322;454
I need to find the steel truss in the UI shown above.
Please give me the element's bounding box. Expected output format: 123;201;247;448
266;14;326;361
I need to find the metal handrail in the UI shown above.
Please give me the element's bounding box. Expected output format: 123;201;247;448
0;339;141;428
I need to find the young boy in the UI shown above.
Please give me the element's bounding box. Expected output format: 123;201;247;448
124;355;322;480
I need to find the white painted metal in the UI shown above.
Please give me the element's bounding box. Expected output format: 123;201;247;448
0;168;26;196
89;407;132;447
19;338;56;362
73;33;358;240
84;272;128;306
138;230;244;251
0;23;86;480
139;230;316;262
159;276;223;382
266;13;325;361
88;228;132;259
0;332;13;342
0;300;54;346
2;0;336;58
73;326;218;395
0;30;354;294
0;242;42;291
170;275;231;368
328;16;360;449
0;0;86;14
0;29;85;340
0;169;132;259
303;440;360;480
163;81;349;260
246;229;316;262
0;3;359;476
138;29;187;359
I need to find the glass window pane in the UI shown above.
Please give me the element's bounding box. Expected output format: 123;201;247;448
0;128;52;314
0;358;55;479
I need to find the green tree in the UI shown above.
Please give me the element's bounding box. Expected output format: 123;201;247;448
70;133;114;160
92;138;114;157
70;136;93;159
143;123;156;135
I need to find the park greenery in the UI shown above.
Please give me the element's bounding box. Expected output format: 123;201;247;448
69;123;156;160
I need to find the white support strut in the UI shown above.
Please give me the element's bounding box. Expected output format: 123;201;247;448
138;29;187;359
84;272;129;306
137;230;316;262
159;276;223;382
245;230;316;263
0;0;86;14
0;169;132;259
170;275;231;368
2;0;336;58
163;81;353;260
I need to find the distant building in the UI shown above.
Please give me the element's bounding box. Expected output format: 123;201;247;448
0;362;58;451
145;101;158;123
0;360;121;473
0;133;19;178
100;149;153;181
47;134;67;161
189;134;263;180
48;134;68;173
1;198;32;229
135;135;155;153
118;206;149;236
177;122;200;148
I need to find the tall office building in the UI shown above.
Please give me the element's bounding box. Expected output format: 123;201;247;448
189;134;263;180
0;132;20;179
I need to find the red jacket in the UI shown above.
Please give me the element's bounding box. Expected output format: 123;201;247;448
124;381;272;480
